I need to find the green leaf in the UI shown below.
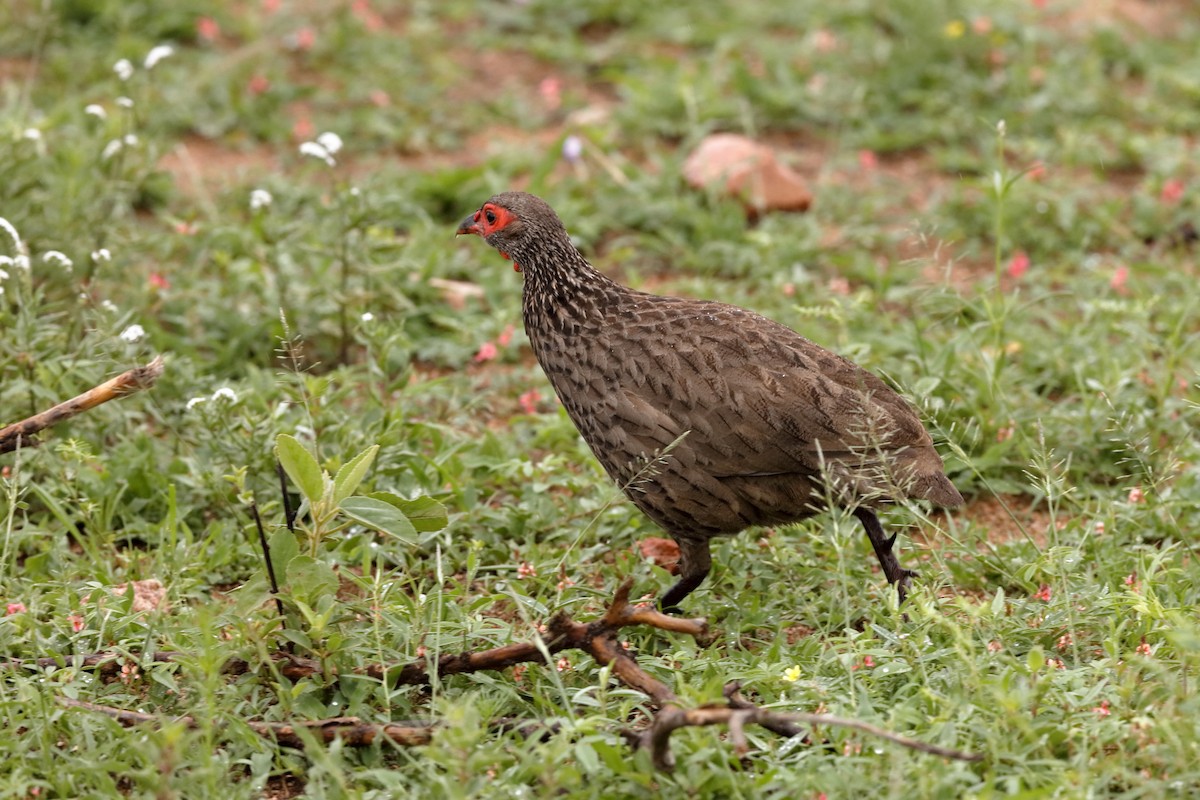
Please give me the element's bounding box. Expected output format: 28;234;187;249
285;555;339;606
339;496;418;545
367;491;449;532
267;526;300;574
275;434;325;506
333;445;379;506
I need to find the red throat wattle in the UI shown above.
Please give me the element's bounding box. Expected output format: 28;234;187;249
499;251;522;272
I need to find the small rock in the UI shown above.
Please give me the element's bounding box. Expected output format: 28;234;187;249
429;277;485;310
637;537;681;574
112;579;168;613
683;133;813;214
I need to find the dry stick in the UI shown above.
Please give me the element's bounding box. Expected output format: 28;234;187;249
632;702;984;772
0;355;165;454
277;460;297;533
5;650;321;683
248;497;287;629
57;697;437;748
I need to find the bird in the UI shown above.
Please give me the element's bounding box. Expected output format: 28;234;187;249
457;191;963;611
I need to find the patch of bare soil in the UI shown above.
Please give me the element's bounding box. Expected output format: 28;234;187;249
957;494;1055;548
1057;0;1195;38
0;57;36;83
157;134;281;197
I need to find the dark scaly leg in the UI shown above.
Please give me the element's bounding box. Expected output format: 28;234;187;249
660;537;712;614
853;508;917;603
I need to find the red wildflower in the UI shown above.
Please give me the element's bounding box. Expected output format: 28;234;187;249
1110;265;1129;292
518;389;541;415
496;323;515;347
538;77;563;110
1160;178;1185;205
351;0;385;31
196;16;220;42
5;602;26;615
1007;251;1030;279
293;27;316;51
247;74;270;95
292;116;314;141
1033;584;1052;602
857;149;878;170
69;614;85;632
474;341;498;363
149;272;170;290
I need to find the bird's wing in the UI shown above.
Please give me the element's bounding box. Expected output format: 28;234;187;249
604;298;936;482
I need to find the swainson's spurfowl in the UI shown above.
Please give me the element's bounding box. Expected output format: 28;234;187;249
457;192;963;610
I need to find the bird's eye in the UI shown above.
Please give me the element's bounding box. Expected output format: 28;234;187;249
484;208;496;225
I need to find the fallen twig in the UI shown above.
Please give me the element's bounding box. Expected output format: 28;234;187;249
58;697;437;748
625;681;983;771
5;649;321;683
0;355;165;454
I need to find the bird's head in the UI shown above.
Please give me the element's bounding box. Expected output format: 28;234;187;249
456;192;568;272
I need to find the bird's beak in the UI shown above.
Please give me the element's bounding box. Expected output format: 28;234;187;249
456;213;483;237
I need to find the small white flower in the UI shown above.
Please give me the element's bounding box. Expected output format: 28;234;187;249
116;96;134;108
85;104;107;119
119;324;146;343
211;387;238;403
186;397;207;411
42;251;73;270
101;300;118;312
123;133;138;146
114;59;134;81
315;131;343;154
249;188;273;210
0;268;9;281
349;186;361;196
22;128;41;141
299;141;335;166
0;217;23;252
144;44;174;70
13;255;30;271
101;139;123;159
562;135;583;163
360;311;374;322
92;248;112;263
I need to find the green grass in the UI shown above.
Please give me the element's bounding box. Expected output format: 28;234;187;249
2;0;1199;797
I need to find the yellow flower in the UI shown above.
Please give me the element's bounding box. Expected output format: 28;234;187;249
944;20;966;39
782;665;803;683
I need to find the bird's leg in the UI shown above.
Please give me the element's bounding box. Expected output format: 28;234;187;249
660;537;712;614
853;508;917;603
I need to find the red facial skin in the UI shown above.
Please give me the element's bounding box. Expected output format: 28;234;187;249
456;202;521;271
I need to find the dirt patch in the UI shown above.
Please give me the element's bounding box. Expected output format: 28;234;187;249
1055;0;1196;38
784;623;815;644
157;134;281;197
0;57;36;84
958;494;1055;547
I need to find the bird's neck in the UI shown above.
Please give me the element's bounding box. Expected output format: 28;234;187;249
518;238;624;332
